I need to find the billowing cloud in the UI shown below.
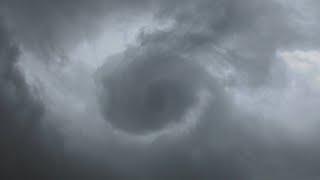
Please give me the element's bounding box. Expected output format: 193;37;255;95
0;0;151;60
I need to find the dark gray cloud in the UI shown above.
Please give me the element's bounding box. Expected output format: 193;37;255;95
96;47;224;134
0;18;90;180
1;0;320;179
0;19;47;178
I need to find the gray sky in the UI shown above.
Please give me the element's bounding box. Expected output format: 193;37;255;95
0;0;320;179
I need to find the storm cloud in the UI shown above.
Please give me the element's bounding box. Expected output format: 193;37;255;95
0;19;46;178
0;0;320;179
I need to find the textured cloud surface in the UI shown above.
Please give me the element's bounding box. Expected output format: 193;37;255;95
0;0;320;179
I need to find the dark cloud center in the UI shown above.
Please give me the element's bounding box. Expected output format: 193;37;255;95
97;52;211;134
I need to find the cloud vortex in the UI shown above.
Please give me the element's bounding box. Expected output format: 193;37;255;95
96;49;225;135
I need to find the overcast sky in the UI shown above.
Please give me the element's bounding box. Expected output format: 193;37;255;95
0;0;320;179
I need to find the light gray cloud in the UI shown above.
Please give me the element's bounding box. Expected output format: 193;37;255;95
0;0;151;60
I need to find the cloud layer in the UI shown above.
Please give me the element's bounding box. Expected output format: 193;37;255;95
0;0;320;179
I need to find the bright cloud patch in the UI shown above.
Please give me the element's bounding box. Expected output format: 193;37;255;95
279;50;320;88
